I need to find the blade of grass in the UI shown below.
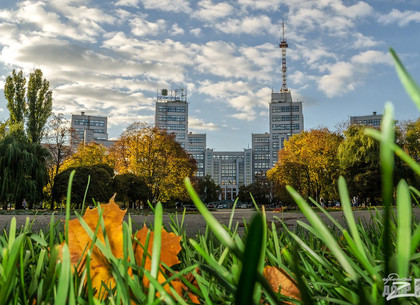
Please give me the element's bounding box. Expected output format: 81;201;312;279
390;48;420;112
65;170;76;244
235;214;264;305
147;202;163;304
287;185;358;281
184;177;240;257
396;179;411;278
378;102;395;278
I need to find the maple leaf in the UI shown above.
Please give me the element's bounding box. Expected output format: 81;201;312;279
56;196;126;298
263;266;301;304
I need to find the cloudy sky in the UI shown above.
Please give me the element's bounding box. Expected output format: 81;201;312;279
0;0;419;150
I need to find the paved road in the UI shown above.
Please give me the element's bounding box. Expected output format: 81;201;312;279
1;208;419;237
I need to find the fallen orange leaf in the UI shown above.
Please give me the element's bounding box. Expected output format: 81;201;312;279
263;266;301;304
56;196;126;298
56;196;199;303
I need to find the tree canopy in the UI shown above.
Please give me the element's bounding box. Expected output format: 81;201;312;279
267;128;342;204
4;69;52;143
52;164;114;209
0;132;49;209
109;123;197;203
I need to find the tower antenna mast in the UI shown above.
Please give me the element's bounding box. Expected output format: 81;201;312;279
279;22;288;92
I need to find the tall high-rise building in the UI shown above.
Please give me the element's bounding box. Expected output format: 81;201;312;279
155;88;188;148
269;92;304;166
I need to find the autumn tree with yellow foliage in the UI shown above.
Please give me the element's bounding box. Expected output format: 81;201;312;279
60;142;111;172
267;128;342;204
109;123;197;203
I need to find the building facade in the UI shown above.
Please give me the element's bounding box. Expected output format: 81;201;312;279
70;112;114;148
350;112;382;127
269;91;304;167
155;88;188;148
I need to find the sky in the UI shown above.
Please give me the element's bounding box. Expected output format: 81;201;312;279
0;0;419;151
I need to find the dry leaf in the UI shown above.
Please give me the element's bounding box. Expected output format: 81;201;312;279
263;266;301;303
56;196;126;298
57;196;199;303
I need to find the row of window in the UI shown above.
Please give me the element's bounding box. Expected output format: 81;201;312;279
74;119;105;127
272;115;300;122
272;105;300;113
187;146;205;152
158;105;186;113
254;162;270;169
176;133;186;140
355;119;381;126
272;123;300;130
188;137;205;143
254;154;270;160
161;124;186;131
254;146;269;152
192;154;204;160
253;137;270;143
158;115;186;122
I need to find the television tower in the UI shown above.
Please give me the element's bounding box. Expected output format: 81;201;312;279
279;22;288;92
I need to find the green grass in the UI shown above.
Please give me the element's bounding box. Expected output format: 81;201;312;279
0;48;419;304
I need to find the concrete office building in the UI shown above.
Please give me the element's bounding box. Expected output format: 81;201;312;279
350;112;382;127
155;88;188;149
269;92;304;166
70;112;114;148
187;133;206;177
205;149;253;200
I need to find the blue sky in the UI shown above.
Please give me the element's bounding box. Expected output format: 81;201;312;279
0;0;419;151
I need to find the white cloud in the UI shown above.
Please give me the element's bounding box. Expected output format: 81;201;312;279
215;15;278;36
352;33;381;49
318;61;355;98
192;0;234;22
169;23;184;36
115;0;139;8
351;50;390;65
189;117;220;131
317;50;390;98
237;0;282;11
130;17;166;37
378;9;420;27
139;0;191;13
190;28;201;37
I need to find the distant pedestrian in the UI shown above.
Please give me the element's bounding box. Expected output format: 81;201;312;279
22;198;27;209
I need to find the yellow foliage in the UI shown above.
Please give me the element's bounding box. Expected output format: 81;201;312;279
60;142;111;173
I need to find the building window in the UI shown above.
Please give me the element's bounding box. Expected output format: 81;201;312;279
158;115;186;122
272;123;300;130
272;105;300;113
188;137;205;144
161;124;185;131
272;115;300;122
158;105;186;113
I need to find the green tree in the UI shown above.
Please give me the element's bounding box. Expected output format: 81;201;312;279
338;125;381;204
0;132;49;209
44;113;74;209
52;164;114;209
26;69;53;143
112;173;149;209
194;175;221;203
4;69;26;125
239;173;274;205
4;69;52;143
